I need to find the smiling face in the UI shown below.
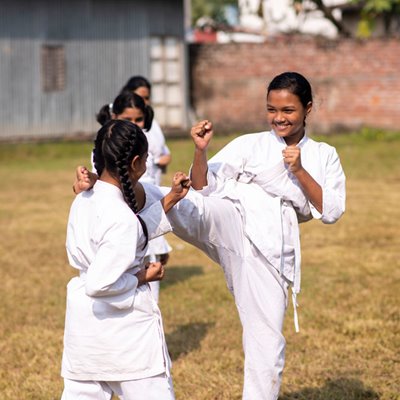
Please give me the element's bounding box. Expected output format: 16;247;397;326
114;107;145;129
266;89;312;146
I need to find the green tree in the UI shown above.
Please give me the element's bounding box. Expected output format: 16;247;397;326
191;0;237;26
294;0;400;37
354;0;400;38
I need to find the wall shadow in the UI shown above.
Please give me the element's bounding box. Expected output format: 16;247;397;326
165;322;214;361
279;378;380;400
162;265;204;289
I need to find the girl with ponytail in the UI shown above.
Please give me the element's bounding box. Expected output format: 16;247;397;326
62;120;190;399
96;90;154;131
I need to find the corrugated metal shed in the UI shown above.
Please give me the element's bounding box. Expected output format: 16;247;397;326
0;0;189;140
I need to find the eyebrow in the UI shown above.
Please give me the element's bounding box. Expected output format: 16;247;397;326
267;104;297;109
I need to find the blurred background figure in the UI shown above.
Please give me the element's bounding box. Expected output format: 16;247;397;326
121;75;173;303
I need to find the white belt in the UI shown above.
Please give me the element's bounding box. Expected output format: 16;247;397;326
281;200;301;332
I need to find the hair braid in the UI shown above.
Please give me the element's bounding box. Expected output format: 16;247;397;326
116;156;139;214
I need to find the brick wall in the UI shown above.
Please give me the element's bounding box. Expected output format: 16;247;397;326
189;37;400;134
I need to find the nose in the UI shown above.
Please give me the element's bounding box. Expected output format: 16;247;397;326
274;111;286;122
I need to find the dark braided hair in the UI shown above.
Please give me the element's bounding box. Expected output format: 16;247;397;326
96;91;154;131
93;119;149;247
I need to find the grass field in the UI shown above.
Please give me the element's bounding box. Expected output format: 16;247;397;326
0;129;399;399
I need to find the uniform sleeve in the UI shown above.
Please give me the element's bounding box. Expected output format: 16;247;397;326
85;214;140;309
311;147;346;224
192;137;247;196
161;143;171;156
150;120;171;162
139;199;172;240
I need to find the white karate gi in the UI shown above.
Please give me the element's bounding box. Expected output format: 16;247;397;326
141;119;172;302
62;180;175;399
141;130;346;400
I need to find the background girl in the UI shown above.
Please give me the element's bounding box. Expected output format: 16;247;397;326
121;76;173;302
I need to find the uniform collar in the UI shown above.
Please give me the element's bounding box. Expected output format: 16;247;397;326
270;130;309;148
93;179;124;200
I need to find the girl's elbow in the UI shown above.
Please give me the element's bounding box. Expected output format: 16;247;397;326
85;281;106;297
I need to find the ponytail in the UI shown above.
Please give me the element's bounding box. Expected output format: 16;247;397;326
96;104;113;126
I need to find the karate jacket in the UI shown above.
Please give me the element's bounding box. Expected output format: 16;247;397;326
62;180;172;381
198;130;346;300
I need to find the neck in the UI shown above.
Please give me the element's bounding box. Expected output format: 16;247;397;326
284;131;305;146
99;169;120;188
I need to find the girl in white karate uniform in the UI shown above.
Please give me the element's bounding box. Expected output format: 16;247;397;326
140;72;346;400
63;120;190;400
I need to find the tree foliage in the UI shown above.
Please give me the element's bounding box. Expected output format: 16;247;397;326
191;0;400;37
191;0;237;26
354;0;400;37
294;0;400;37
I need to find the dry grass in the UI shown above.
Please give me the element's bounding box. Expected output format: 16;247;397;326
0;130;399;400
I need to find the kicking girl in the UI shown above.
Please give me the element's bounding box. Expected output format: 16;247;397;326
62;119;190;399
182;71;345;399
145;71;345;399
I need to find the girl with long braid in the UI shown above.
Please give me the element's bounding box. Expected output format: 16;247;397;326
62;120;190;400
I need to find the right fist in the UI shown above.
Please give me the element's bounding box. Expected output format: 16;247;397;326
145;262;165;282
191;120;213;150
136;262;165;285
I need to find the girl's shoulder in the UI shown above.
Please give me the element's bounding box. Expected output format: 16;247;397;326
227;131;271;148
305;136;338;153
303;137;341;167
92;182;138;222
234;130;270;140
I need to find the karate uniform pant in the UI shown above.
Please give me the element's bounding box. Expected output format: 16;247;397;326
153;187;289;400
61;373;174;400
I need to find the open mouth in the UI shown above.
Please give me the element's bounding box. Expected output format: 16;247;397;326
274;123;290;131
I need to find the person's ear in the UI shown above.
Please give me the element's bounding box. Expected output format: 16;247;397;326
304;102;312;127
130;155;141;175
305;101;312;116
